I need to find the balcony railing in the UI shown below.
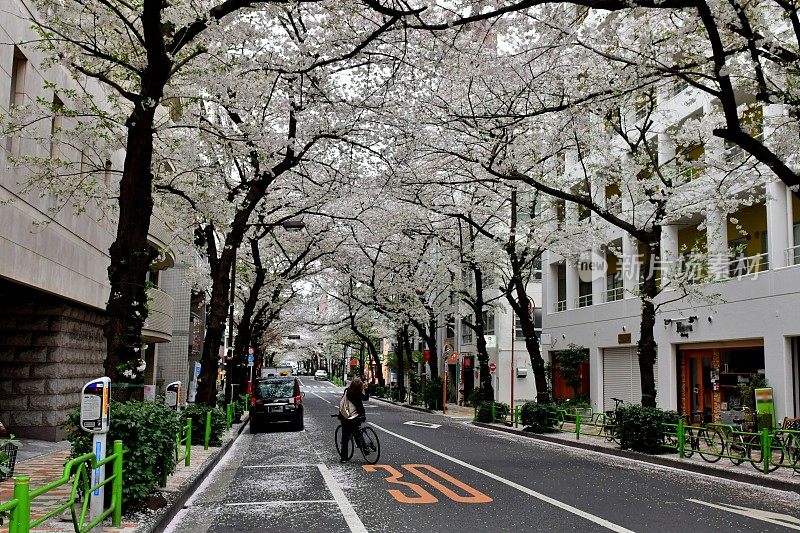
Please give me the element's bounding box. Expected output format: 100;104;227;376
603;287;624;303
575;294;593;308
554;300;567;313
142;287;174;342
786;245;800;267
727;252;769;278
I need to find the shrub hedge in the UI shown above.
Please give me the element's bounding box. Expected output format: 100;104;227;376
614;405;680;453
180;404;227;447
476;401;510;423
65;400;180;510
519;401;560;432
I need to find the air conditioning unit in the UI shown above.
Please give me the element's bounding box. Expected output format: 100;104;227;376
516;368;528;378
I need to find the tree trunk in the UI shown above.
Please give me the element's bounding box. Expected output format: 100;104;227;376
395;327;406;403
104;107;159;401
637;239;660;407
195;253;232;406
410;316;438;379
472;268;494;402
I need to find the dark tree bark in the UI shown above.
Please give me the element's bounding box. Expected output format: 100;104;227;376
395;327;406;402
410;314;439;379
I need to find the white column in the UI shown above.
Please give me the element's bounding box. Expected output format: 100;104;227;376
591;247;605;304
622;234;640;298
764;104;792;268
589;346;603;413
767;179;791;268
545;252;560;314
706;204;728;279
565;260;579;310
660;225;679;287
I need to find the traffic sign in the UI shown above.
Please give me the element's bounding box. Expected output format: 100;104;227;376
247;354;255;366
489;362;497;373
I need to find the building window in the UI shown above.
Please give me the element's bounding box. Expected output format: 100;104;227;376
482;310;494;336
533;256;542;280
445;315;455;339
461;315;473;345
7;47;28;156
50;95;63;159
103;160;112;188
515;308;542;339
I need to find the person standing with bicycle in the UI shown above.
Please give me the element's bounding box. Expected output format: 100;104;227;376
339;377;368;463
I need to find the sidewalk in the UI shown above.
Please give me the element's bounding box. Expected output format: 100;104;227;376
0;416;249;533
379;398;800;494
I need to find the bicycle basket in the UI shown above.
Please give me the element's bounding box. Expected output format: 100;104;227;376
0;442;19;481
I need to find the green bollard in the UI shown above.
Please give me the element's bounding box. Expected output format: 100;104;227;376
762;428;770;475
226;404;233;429
13;476;30;533
205;411;212;450
112;440;123;527
514;406;520;428
491;403;496;423
576;413;581;440
186;419;192;467
677;419;685;459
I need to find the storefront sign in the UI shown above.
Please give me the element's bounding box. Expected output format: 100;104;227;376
754;387;775;429
618;333;632;344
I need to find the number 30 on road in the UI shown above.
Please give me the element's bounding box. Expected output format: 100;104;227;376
363;464;492;504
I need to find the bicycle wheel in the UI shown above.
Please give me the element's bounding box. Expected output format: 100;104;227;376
728;434;747;466
696;428;724;463
335;425;354;460
746;435;782;473
358;426;381;465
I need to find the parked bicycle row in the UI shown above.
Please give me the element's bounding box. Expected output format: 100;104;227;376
474;397;799;476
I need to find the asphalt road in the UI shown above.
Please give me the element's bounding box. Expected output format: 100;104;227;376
165;379;800;532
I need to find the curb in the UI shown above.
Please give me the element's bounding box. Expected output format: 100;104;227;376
472;422;800;495
149;417;250;533
371;396;434;414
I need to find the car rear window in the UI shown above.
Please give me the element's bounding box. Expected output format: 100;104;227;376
257;380;294;398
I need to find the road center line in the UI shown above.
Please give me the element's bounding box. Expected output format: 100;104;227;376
318;463;368;533
687;499;800;530
310;391;331;403
369;423;635;533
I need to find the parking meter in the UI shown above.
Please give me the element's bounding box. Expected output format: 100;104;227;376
166;381;181;410
80;377;110;522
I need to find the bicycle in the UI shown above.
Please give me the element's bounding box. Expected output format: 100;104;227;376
332;415;381;464
699;409;782;472
771;418;800;473
601;397;624;444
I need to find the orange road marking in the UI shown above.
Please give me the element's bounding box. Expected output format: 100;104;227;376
402;464;493;504
362;465;438;504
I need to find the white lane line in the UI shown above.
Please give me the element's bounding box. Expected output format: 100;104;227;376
225;500;336;507
370;423;635;533
318;463;367;533
687;499;800;530
311;392;332;403
243;464;318;469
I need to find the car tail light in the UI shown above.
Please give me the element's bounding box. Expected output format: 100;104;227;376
294;394;302;405
250;396;257;407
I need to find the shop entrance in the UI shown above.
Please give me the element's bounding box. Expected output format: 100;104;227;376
681;350;713;421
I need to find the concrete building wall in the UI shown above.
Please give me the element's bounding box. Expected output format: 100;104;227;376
0;279;105;440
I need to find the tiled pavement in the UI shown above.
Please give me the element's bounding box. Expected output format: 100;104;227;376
0;420;246;533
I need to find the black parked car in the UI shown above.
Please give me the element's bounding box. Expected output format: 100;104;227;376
250;377;304;433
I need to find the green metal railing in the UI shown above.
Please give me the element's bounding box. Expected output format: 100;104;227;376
204;411;212;450
176;419;192;468
0;440;123;533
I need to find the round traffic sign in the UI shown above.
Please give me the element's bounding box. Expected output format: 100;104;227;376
489;362;497;373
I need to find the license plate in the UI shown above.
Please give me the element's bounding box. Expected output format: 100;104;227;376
269;406;283;413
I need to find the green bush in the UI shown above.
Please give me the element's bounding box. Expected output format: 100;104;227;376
476;401;510;423
467;388;484;407
520;401;560;432
180;404;226;447
615;405;680;454
423;377;443;410
65;400;180;511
